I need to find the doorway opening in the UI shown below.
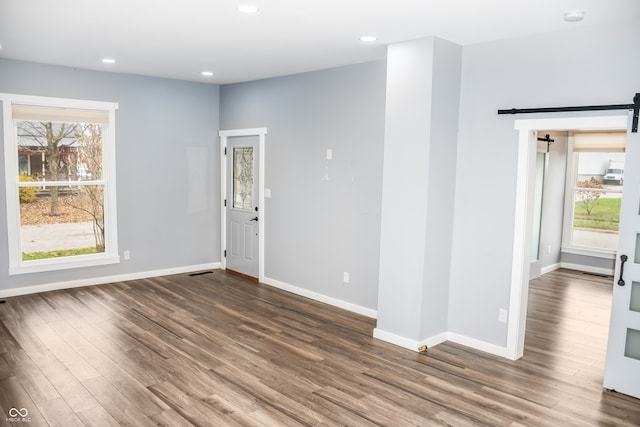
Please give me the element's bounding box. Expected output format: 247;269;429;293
506;115;628;360
530;130;626;280
219;128;267;283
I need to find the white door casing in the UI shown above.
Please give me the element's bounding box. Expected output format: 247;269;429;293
509;115;628;361
603;111;640;399
219;128;267;282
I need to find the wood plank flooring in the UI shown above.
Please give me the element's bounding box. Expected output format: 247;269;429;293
0;269;638;426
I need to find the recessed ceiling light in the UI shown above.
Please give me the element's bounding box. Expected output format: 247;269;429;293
360;36;377;43
564;10;585;22
102;58;116;64
237;4;259;14
202;71;214;77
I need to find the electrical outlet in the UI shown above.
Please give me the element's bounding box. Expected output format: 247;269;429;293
343;272;349;283
123;250;130;260
499;308;508;323
547;245;551;254
327;149;333;160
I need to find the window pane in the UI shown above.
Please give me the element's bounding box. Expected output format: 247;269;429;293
570;152;623;250
233;147;253;211
17;121;102;181
572;188;620;250
19;185;105;260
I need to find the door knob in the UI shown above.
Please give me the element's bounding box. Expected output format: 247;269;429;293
250;216;258;222
618;254;628;286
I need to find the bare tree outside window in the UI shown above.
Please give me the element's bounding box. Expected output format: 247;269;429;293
18;121;79;215
576;177;604;215
69;123;105;251
17;120;105;256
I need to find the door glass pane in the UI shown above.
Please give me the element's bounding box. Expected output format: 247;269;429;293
624;328;640;361
631;282;640;313
233;147;253;211
635;234;640;264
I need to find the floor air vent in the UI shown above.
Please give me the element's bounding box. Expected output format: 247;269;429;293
582;272;611;278
189;271;213;277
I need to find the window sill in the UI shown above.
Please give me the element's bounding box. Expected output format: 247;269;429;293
561;246;616;260
9;253;120;275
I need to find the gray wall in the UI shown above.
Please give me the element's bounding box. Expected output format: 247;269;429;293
449;21;640;347
0;59;220;292
220;61;387;311
561;252;615;272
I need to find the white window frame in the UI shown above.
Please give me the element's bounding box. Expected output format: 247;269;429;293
1;93;119;274
561;134;623;260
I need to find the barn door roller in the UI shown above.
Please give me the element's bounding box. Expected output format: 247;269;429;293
498;93;640;133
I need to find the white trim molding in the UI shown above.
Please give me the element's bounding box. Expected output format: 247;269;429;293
540;263;561;275
219;127;267;282
508;114;628;361
372;328;507;358
0;263;220;299
447;332;508;358
263;276;377;319
561;246;616;260
373;329;426;352
373;328;448;352
1;93;120;275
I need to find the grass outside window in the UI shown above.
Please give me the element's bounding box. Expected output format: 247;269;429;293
574;197;621;232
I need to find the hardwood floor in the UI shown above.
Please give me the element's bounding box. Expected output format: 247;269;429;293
0;269;638;426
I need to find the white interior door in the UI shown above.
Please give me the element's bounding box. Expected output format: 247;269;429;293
604;111;640;398
226;136;259;278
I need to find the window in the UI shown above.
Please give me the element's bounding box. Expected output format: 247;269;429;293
563;131;626;254
2;94;119;274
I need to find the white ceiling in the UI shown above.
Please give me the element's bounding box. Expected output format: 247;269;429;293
1;0;638;84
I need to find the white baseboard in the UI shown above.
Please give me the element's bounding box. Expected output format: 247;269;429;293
262;276;377;319
1;267;377;320
0;263;220;299
560;262;614;276
541;263;561;275
373;328;421;351
373;328;508;358
424;332;449;349
446;332;508;358
373;328;448;352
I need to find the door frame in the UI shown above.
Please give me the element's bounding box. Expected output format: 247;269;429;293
219;127;267;282
507;115;628;360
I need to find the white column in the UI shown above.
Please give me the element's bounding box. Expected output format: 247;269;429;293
374;37;461;350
